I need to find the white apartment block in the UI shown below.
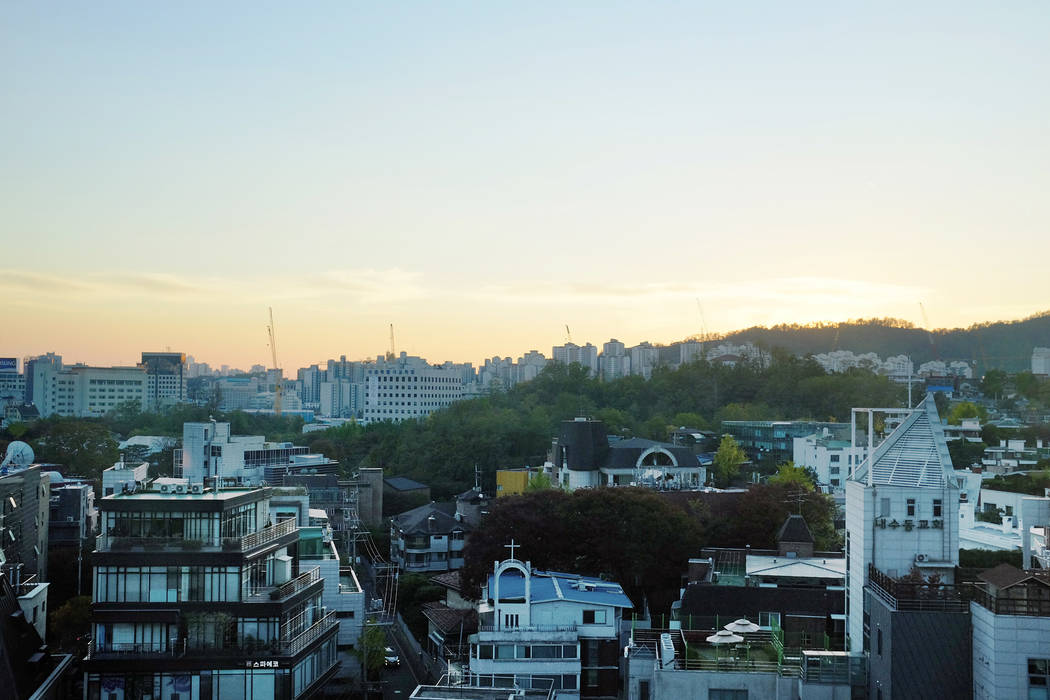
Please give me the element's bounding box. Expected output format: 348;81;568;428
600;339;629;381
363;352;466;423
1033;347;1050;376
628;343;659;380
318;380;363;418
551;343;599;375
793;430;868;495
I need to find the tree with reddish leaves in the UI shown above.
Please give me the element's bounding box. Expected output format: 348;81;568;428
460;488;705;617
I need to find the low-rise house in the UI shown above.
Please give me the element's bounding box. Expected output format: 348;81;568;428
468;553;633;699
424;571;478;662
390;489;488;573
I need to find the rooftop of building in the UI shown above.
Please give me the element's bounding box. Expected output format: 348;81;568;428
851;396;956;488
487;566;633;609
746;555;847;580
100;486;268;508
777;514;814;544
392;501;469;535
385;476;430;492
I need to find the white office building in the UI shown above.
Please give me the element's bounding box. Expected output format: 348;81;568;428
33;364;147;417
362;352;466;423
177;421;337;485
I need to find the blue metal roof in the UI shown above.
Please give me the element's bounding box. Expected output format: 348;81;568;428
488;568;633;608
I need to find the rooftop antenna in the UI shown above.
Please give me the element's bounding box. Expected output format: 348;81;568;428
784;489;808;515
474;464;481;492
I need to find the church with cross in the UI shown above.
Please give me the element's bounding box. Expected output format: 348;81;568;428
467;540;633;698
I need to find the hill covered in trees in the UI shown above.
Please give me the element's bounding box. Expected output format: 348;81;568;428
303;355;905;497
714;311;1050;373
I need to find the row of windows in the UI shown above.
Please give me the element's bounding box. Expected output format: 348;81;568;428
476;644;579;660
89;379;144;385
95;565;241;603
471;674;578;691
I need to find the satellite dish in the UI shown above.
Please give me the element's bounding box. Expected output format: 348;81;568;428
2;441;34;468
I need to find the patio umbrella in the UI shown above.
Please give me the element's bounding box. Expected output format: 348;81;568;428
706;629;744;644
724;618;760;634
705;629;744;659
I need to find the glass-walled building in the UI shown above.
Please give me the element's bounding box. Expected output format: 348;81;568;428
84;484;339;700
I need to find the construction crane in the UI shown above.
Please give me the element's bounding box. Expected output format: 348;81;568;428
918;302;939;359
386;324;396;361
565;325;572;344
695;298;709;342
267;307;282;416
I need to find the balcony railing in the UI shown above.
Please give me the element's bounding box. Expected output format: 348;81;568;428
245;566;322;601
478;624;578;633
867;565;971;613
97;519;297;553
274;567;321;599
971;583;1050;617
281;611;337;656
91;615;336;660
232;518;297;551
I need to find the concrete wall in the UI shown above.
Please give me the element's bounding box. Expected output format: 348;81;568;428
972;601;1050;700
652;668;797;699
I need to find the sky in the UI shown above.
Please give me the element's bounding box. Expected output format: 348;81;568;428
3;2;1048;370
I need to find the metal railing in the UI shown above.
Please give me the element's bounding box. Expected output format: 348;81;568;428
97;518;296;553
281;611;336;656
971;583;1050;617
91;639;186;657
478;624;578;633
273;567;321;600
867;565;971;613
232;518;297;551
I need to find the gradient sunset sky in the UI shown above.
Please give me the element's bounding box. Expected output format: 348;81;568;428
3;2;1048;370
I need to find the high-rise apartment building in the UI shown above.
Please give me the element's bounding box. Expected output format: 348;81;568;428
84;483;340;699
141;351;188;410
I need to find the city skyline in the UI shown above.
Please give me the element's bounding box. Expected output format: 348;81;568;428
4;2;1048;370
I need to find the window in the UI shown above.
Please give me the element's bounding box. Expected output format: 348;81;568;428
503;614;519;628
582;609;606;624
877;629;883;656
830;454;840;463
1030;658;1049;696
639;680;650;700
906;499;916;517
585;670;598;688
880;498;890;517
759;612;781;629
933;499;942;518
709;691;747;700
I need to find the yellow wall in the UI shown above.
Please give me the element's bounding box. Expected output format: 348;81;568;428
496;469;532;497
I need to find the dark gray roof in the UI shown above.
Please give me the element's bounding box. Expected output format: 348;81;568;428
385;476;429;492
605;438;701;470
777;514;814;544
391;501;469;535
555;419;609;471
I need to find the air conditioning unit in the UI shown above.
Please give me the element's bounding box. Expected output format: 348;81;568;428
190;484;203;494
159;484;171;494
916;554;929;562
175;484;187;494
